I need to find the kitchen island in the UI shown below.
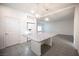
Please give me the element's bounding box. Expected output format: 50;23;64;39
28;32;57;56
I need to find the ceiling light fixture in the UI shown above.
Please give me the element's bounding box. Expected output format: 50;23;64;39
45;18;49;21
35;14;40;18
31;10;35;13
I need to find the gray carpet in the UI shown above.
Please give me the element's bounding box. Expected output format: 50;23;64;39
44;34;78;56
0;43;36;56
0;34;78;56
54;34;73;42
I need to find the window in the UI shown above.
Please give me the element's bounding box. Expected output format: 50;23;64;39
38;25;42;32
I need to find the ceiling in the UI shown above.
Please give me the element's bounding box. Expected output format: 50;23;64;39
0;3;76;16
38;5;75;22
0;3;77;22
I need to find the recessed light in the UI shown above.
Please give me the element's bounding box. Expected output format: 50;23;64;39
45;18;49;21
31;10;35;13
35;14;40;18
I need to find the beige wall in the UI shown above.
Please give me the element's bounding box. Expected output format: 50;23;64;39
0;5;37;49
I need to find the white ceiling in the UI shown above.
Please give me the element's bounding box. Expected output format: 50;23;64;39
0;3;77;22
38;5;75;22
0;3;76;16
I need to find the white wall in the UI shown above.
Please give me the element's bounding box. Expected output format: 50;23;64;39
0;5;37;49
74;5;79;53
38;14;74;35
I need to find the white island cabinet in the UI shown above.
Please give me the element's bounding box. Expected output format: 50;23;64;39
28;32;57;55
